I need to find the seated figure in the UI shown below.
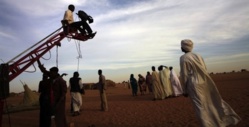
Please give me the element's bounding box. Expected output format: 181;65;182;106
62;4;96;39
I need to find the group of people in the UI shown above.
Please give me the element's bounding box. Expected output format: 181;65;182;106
38;58;108;127
129;65;183;100
36;4;105;127
128;39;241;126
151;65;183;100
129;74;148;96
37;60;67;127
39;5;242;126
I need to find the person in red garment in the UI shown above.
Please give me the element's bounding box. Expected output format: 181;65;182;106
37;60;67;127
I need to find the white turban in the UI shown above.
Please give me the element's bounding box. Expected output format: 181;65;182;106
181;39;193;52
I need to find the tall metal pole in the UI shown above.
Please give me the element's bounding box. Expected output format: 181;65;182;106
0;64;9;127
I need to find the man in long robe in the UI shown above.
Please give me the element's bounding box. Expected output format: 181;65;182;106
130;74;138;96
138;74;146;95
38;74;51;127
159;66;174;98
169;66;183;97
145;71;153;94
180;39;240;127
158;66;166;99
98;69;108;111
151;66;163;100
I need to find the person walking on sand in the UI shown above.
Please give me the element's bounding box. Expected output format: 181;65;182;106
169;66;183;97
138;74;146;95
130;74;138;96
151;66;163;101
180;39;241;127
69;72;83;116
145;71;153;94
161;65;174;98
98;69;108;111
158;66;167;99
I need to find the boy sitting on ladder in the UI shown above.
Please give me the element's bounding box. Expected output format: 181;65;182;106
62;4;96;39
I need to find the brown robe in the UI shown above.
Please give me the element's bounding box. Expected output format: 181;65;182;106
50;77;67;127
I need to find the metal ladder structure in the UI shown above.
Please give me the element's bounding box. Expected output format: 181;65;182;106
0;26;92;126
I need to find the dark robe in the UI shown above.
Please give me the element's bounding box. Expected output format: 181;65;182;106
130;78;138;96
146;74;153;93
38;79;51;127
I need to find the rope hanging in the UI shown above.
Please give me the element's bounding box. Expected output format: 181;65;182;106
52;40;82;71
77;57;80;71
75;40;82;71
56;46;59;68
55;29;61;68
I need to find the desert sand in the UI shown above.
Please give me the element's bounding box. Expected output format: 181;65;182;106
2;72;249;127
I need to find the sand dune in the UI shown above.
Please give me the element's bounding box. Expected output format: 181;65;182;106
2;72;249;127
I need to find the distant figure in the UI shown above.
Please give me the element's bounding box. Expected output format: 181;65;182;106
161;65;174;98
138;74;146;95
130;74;138;96
63;4;96;38
158;66;166;99
180;39;241;126
38;74;51;127
98;69;108;111
37;60;68;127
151;66;163;101
169;66;183;97
69;72;83;116
145;71;153;94
122;81;127;88
127;80;131;89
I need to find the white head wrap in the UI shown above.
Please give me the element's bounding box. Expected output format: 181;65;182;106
181;39;193;52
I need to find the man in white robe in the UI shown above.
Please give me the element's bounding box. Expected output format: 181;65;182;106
162;66;174;98
158;66;173;99
169;66;183;97
69;72;83;116
98;69;108;111
158;66;166;99
151;66;163;100
180;39;240;127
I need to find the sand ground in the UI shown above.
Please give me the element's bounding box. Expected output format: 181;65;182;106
2;72;249;127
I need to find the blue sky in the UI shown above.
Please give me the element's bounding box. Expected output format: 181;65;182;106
1;0;249;93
